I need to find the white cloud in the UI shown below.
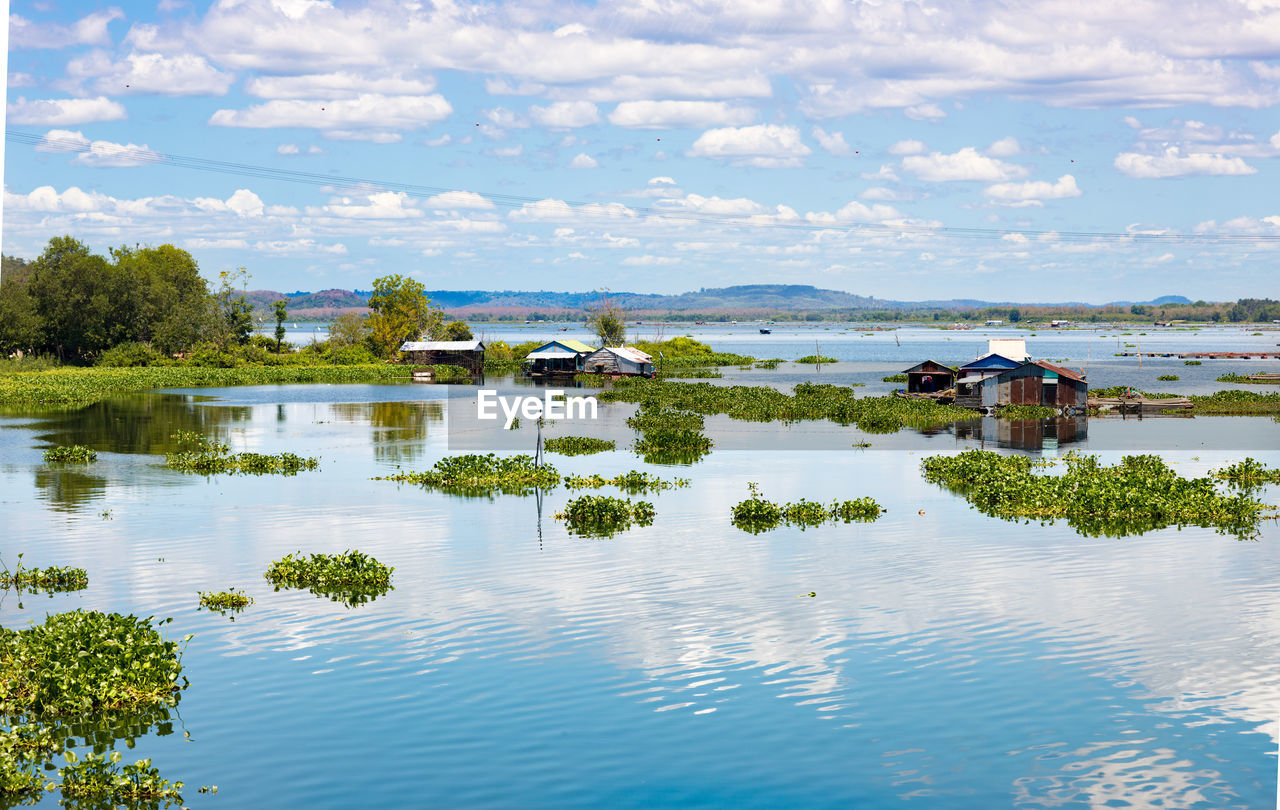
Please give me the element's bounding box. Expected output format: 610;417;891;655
254;239;348;255
622;255;681;266
9;9;124;49
209;94;452;131
35;129;163;167
320;191;421;219
987;136;1022;157
324;130;403;143
185;238;249;249
484;106;527;129
4;185;113;213
488;144;523;157
1114;147;1257;178
8;96;127;125
904;104;946;121
226;189;266;218
277;143;300;155
811;127;853;157
68;51;233;96
860;164;900;182
553;23;588;37
902;147;1029;182
860;187;906;201
888;139;925;155
686;124;811;168
568;153;599;169
509;199;575;221
609;101;756;130
529;101;600;128
246;72;435;98
425;191;494;209
984;174;1082;204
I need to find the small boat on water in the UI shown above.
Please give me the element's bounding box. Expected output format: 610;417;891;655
759;328;771;334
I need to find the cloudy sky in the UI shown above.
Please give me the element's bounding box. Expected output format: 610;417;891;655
4;0;1280;301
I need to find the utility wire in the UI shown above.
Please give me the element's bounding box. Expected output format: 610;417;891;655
8;128;1280;246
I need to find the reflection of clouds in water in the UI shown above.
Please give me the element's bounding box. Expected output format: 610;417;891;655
1012;740;1237;808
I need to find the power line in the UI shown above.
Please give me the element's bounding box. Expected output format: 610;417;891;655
8;128;1280;246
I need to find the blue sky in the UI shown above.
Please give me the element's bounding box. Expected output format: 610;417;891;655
4;0;1280;301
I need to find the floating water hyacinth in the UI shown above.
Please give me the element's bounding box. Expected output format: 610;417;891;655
264;550;393;607
555;495;655;538
377;453;559;495
731;483;884;533
165;431;318;476
543;436;616;455
921;450;1273;539
42;445;97;463
563;470;691;493
197;588;254;615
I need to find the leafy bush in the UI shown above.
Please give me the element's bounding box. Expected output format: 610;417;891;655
543;436;616;455
795;355;837;364
95;341;169;367
555;495;655;537
43;445;97;463
1156;374;1180;381
882;373;908;383
377;453;560;495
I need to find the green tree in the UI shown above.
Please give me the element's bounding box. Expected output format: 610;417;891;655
272;299;288;353
214;268;254;348
441;320;473;341
327;313;370;348
110;244;211;355
367;274;440;358
588;293;626;347
26;236;120;360
0;255;42;355
1007;308;1021;323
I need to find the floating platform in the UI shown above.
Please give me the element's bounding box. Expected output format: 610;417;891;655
1088;395;1193;414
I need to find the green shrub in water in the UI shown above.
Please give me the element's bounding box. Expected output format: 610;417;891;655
543;436;616;455
795;355;838;364
563;470;690;493
0;555;87;594
1156;374;1180;381
197;588;254;614
165;431;319;476
1212;458;1280;488
377;453;560;494
731;483;884;533
995;405;1057;420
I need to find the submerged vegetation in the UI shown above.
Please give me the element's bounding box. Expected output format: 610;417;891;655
555;495;655;537
264;550;393;607
921;450;1272;538
42;445;97;463
543;436;616;455
730;483;884;533
165;431;319;476
563;470;690;493
377;453;560;494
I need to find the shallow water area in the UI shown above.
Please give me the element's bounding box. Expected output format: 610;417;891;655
2;375;1279;808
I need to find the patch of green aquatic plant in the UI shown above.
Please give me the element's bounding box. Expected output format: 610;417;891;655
1156;374;1180;381
0;611;191;717
165;431;319;476
633;427;713;463
0;555;88;595
197;589;253;613
42;445;97;464
795;355;838;364
1184;360;1202;365
1216;372;1280;385
1212;457;1280;488
630;337;754;368
57;749;185;805
599;380;965;433
882;373;908;383
730;483;884;533
753;358;783;369
995;405;1057;420
625;404;705;432
563;471;690;493
0;365;425;408
543;436;616;455
377;453;560;494
264;550;393;607
920;450;1271;539
657;368;722;379
555;495;655;537
1092;387;1280;415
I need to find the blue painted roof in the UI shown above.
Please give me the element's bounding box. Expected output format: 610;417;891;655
959;353;1023;371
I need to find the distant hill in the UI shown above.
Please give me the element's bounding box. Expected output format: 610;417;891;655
244;284;1198;318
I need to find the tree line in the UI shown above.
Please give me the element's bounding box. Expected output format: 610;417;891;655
0;236;470;365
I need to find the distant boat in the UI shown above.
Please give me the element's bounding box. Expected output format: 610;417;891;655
759;328;771;334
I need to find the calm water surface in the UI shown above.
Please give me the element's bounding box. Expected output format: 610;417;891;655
3;342;1280;808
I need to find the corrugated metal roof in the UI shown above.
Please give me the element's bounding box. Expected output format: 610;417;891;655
588;346;652;363
400;340;484;351
1031;360;1086;382
531;339;595;355
527;347;580;359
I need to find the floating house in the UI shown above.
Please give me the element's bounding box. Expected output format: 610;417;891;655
581;346;655;377
399;340;485;374
954;353;1024;408
900;360;956;394
981;361;1088;410
524;339;595;376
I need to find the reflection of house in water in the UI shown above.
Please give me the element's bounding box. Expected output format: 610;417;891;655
952;415;1088;451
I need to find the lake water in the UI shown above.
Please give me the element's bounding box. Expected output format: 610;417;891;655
3;332;1280;808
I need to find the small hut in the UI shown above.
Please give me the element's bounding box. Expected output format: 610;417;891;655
954;353;1024;408
901;360;955;394
582;346;655;377
399;340;485;374
524;339;595;376
981;361;1087;410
